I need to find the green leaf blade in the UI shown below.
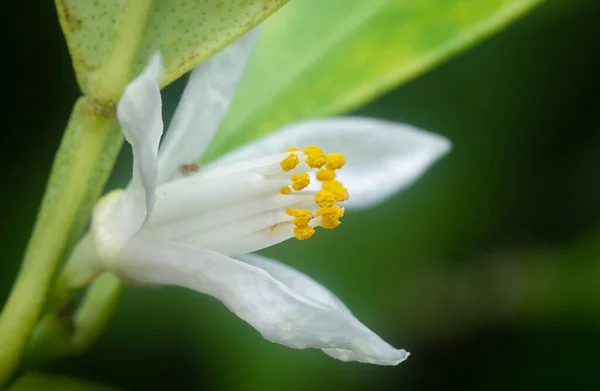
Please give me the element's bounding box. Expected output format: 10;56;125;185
55;0;289;95
137;0;288;87
209;0;544;156
55;0;128;95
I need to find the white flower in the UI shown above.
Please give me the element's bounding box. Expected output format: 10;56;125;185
85;29;451;365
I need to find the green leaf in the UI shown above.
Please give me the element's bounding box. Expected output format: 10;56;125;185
56;0;288;96
9;373;121;391
135;0;288;87
207;0;543;157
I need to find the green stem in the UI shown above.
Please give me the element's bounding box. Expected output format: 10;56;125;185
71;273;123;352
0;99;120;384
47;234;103;314
0;0;153;383
24;273;123;370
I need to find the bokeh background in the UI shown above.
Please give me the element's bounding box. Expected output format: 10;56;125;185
3;0;600;389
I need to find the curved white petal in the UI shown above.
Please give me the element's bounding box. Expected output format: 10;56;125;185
238;254;408;364
110;53;164;240
237;253;351;313
157;28;260;184
211;117;451;209
116;238;409;365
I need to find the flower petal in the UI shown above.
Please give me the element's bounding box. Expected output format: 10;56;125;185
157;28;260;184
116;238;409;365
238;254;409;364
211;117;451;209
237;253;351;313
112;53;164;239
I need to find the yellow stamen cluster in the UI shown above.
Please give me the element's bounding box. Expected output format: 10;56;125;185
278;146;349;239
315;153;348;229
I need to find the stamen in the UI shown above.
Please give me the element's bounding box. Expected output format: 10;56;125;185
315;189;336;208
291;209;313;226
285;208;315;239
319;217;341;229
325;153;346;170
280;153;300;172
294;225;315;240
274;146;349;241
150;148;351;254
316;168;336;181
322;180;349;202
316;204;344;220
291;173;310;191
303;146;327;168
316;205;344;229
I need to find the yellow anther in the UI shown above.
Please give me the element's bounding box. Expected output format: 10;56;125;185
319;218;341;229
291;209;313;226
280;153;300;172
291;173;310;191
279;148;348;238
316;168;336;181
303;145;323;155
294;225;315;240
322;180;349;202
316;204;344;220
322;179;341;191
293;217;312;227
316;205;344;229
315;189;336;208
326;153;346;170
286;147;300;152
270;224;277;232
303;146;327;168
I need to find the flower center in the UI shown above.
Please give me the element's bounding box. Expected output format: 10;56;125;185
138;146;348;256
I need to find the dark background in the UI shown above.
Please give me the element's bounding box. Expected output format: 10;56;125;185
2;0;600;390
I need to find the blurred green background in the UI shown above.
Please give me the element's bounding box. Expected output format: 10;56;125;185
3;0;600;390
